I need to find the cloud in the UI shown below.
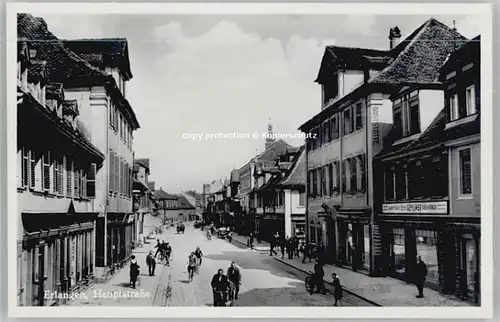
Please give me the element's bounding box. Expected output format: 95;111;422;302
129;20;327;190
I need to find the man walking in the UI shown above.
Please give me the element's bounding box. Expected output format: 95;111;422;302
313;258;326;294
146;250;156;276
249;233;254;250
287;236;294;259
332;273;343;306
414;255;428;298
227;261;242;300
269;233;278;256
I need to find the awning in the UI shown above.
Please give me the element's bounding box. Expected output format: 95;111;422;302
133;178;149;192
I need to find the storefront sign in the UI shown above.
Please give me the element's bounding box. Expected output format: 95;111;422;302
382;201;448;214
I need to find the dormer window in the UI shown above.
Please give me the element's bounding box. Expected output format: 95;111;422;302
393;90;420;139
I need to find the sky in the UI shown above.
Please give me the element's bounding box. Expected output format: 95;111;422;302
37;13;481;193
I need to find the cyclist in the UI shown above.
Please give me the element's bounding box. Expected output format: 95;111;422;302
187;252;198;282
211;268;230;306
163;242;173;266
227;261;241;301
154;239;165;259
194;246;203;267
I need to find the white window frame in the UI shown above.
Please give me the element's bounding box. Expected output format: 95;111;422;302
466;85;476;116
458;147;473;198
450;94;459;121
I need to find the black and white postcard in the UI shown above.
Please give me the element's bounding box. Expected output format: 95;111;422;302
5;2;493;319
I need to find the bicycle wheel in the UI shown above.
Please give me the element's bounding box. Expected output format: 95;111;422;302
305;277;313;293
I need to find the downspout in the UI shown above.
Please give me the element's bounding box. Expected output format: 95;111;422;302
305;135;309;245
365;95;372;274
103;94;111;269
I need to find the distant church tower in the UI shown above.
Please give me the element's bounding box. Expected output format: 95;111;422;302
265;118;275;150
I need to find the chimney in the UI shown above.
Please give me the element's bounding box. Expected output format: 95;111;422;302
389;26;402;50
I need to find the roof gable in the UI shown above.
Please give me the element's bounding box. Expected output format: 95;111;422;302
368;18;469;85
278;147;306;187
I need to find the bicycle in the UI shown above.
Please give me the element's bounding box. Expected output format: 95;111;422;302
305;271;315;295
188;265;196;282
213;290;231;307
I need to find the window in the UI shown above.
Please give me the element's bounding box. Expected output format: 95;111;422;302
357;154;366;192
312;169;318;197
318;124;323;147
109;102;114;128
108;151;114;192
385;167;396;200
308;171;314;196
323;79;338;104
330;114;339;140
74;167;81;197
87;163;96;198
466;85;476;116
349;158;357;193
42;151;50;192
355;103;363;130
29;150;36;190
333;162;340;195
328;163;333;196
53;157;60;195
395;164;408;200
343;108;353;135
393;91;420;138
459;149;472;195
22;146;29;187
321;166;327;196
66;157;73;196
299;191;306;206
323;121;331;143
341;160;347;193
449;94;459;121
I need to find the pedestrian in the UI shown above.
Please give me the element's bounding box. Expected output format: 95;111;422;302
302;243;311;263
313;257;326;294
318;241;326;264
249;233;254;250
227;231;233;243
211;268;230;307
414;255;428;298
280;236;286;259
129;255;140;289
227;261;242;300
287;237;294;259
146;250;156;276
294;236;300;257
269;235;278;256
332;273;343;306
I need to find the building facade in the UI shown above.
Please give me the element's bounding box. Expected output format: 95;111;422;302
299;18;468;275
374;35;480;304
154;189;196;223
16;24;105;306
133;158;155;244
253;146;306;241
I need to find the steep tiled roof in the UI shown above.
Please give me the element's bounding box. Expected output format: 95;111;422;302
178;195;196;210
63;38;133;81
17;13;141;130
18;14;107;85
279;147;306;187
368;18;468;84
154;189;178;200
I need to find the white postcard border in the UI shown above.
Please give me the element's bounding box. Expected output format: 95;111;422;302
6;2;494;319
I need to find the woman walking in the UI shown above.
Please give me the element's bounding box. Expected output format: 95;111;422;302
129;255;140;289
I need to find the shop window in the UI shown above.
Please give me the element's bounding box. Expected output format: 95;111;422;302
310;225;316;244
363;225;371;270
459;148;472;195
463;236;478;295
415;229;439;286
392;228;405;277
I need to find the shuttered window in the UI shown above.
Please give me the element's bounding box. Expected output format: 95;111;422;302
357;154;366;192
341;160;347;193
87;163;96;198
53;157;60;195
22;146;29;187
459;149;472;195
66;157;73;196
42;151;51;192
29;150;36;190
349;158;357;193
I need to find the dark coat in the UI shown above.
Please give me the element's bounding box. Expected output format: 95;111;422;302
414;261;428;284
146;254;156;266
129;261;140;280
314;262;324;277
211;274;230;291
332;277;343;299
227;266;241;284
